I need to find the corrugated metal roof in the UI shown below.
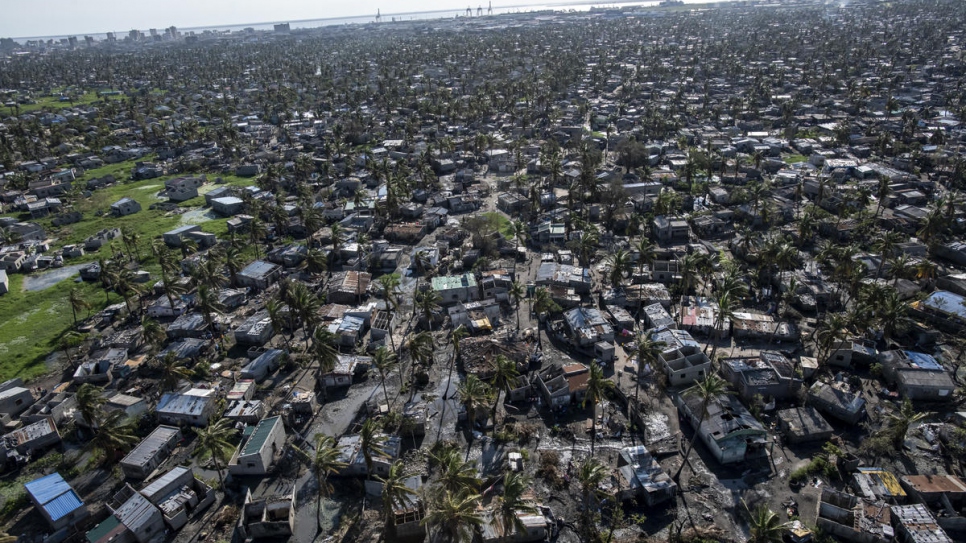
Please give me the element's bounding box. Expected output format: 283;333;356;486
140;466;191;500
242;416;281;456
25;472;72;504
44;491;84;521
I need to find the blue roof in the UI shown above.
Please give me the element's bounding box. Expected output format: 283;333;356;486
44;491;84;521
25;473;84;521
25;473;72;504
904;351;942;371
923;291;966;320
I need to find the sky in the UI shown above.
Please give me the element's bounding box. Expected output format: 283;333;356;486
3;0;594;38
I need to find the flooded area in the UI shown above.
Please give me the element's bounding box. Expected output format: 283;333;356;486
22;263;85;291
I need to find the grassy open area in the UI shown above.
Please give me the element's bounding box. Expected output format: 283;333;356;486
783;154;808;164
0;161;244;380
0;274;106;380
479;211;514;237
8;91;108;114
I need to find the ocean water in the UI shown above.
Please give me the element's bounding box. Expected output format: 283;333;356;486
14;0;729;43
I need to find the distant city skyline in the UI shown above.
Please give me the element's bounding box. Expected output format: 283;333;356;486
2;0;655;39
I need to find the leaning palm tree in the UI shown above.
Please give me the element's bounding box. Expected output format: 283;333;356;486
377;460;416;528
195;285;226;334
673;374;731;483
360;419;388;481
422;489;483;543
577;457;608;536
372;346;398;407
68;287;91;328
583;362;613;454
141;316;167;353
75;383;105;430
746;503;786;543
508;281;525;330
489;355;520;428
405;331;435;396
308;433;347;531
883;398;931;449
437;325;468;440
312;327;340;401
458;374;492;434
192;417;237;488
158;350;191;392
88;411;139;464
606;248;632;288
495;471;536;539
633;334;666;424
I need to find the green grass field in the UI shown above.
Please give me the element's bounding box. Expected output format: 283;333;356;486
7;91;109;114
0;161;243;380
783;154;808;164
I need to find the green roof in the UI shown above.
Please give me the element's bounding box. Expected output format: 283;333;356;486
431;274;477;291
87;515;121;543
241;416;280;456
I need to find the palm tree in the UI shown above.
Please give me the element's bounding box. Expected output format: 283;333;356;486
372;346;398;407
265;297;290;348
377;460;416;529
458;374;492;433
406;331;435;391
673;374;731;483
88;411;139;464
883;398;931;449
606;248;632;288
290;281;321;341
75;383;105;430
878;290;910;341
576;457;608;536
433;447;480;495
583;362;613;454
437;325;469;440
312;327;340;401
508;281;525;330
68;288;91;328
195;285;226;334
489;355;520;427
158;350;191;392
360;418;388;481
308;434;347;531
633;334;665;420
141;316;167;353
192;417;237;488
532;287;561;347
415;288;442;331
422;490;483;543
495;471;536;539
223;244;246;286
746;504;786;543
377;273;402;351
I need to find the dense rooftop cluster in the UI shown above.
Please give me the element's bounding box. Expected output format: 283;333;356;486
1;1;966;543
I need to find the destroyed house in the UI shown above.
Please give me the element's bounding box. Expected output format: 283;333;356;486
238;488;295;540
562;307;615;347
224;400;265;424
808;381;867;425
120;425;183;480
879;350;956;402
652;328;710;386
334;433;402;478
675;391;767;465
816;488;894;543
138;466;215;530
535;262;592;294
776;407;834;444
236;260;282;291
321;355;370;388
4;416;61;455
891;504;953;543
234;311;275;346
327;271;372;304
614;445;677;506
720;351;802;401
536;363;589;408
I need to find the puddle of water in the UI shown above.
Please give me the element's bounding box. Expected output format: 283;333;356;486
22;264;85;291
179;208;219;225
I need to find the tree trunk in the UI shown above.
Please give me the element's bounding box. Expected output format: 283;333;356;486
673;402;708;483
